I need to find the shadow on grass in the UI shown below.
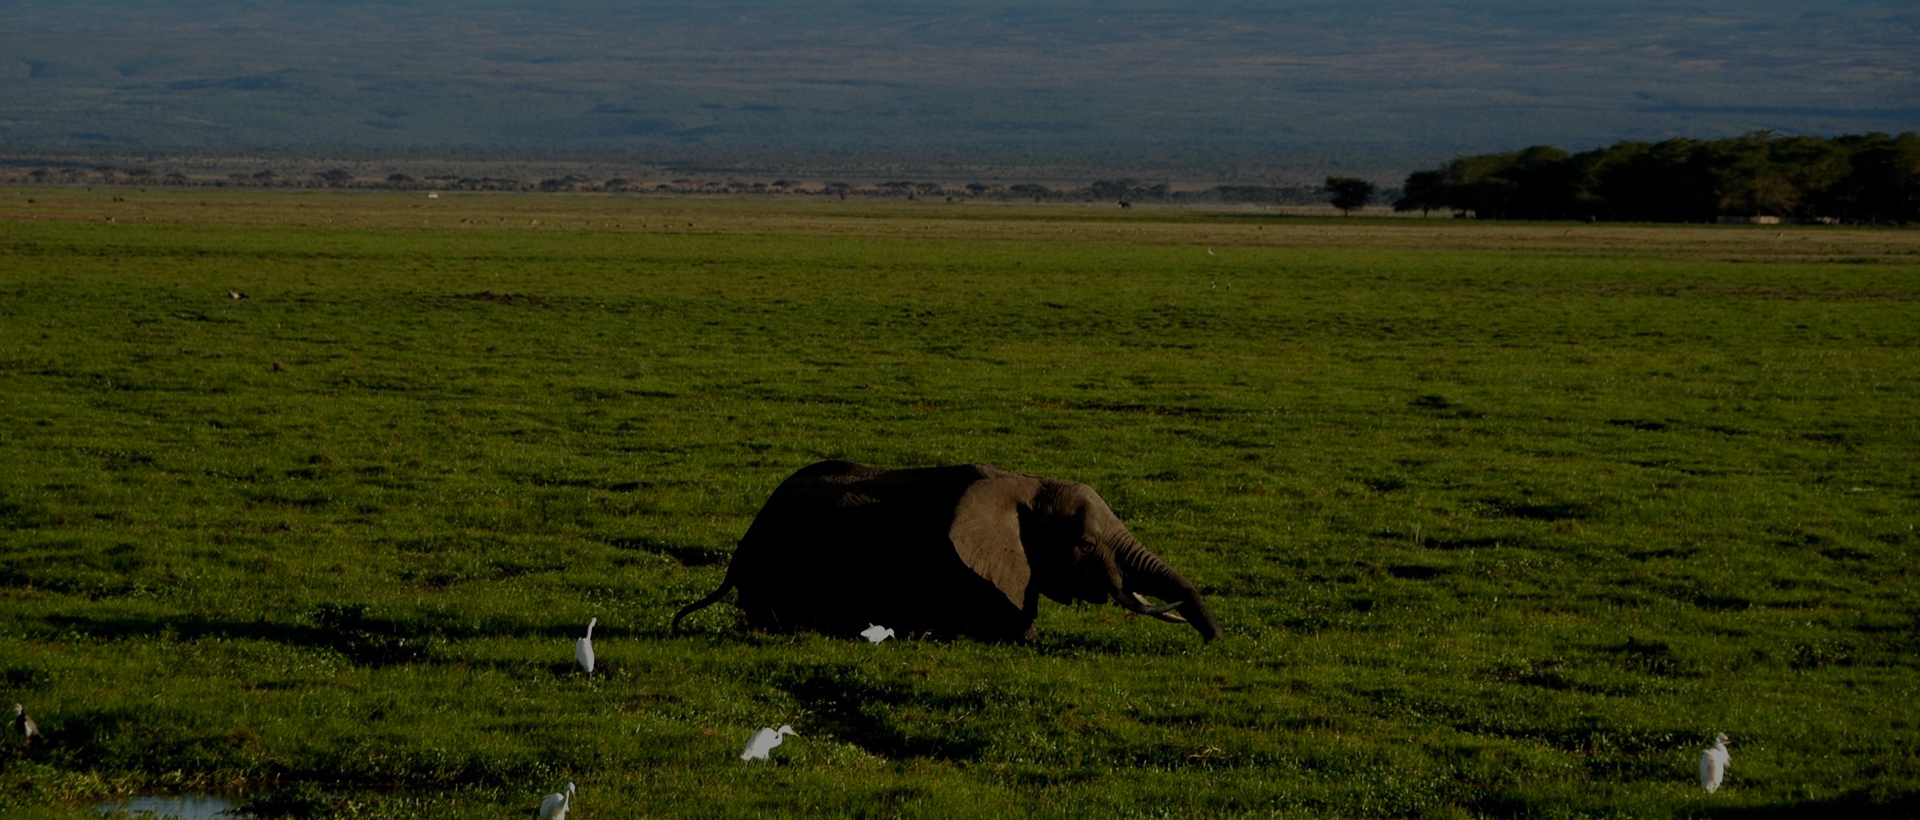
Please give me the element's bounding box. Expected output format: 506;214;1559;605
1704;790;1920;819
1479;497;1599;522
38;603;621;667
1388;564;1445;580
1604;636;1695;677
1463;721;1699;757
46;605;428;665
1034;632;1147;656
1452;534;1555;552
606;535;729;567
773;662;991;762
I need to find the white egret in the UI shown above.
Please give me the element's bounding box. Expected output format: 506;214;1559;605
576;618;597;674
860;624;894;643
13;704;37;744
741;725;798;761
1699;733;1730;793
536;782;574;819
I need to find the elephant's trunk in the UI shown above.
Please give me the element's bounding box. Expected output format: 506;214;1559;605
1111;537;1224;643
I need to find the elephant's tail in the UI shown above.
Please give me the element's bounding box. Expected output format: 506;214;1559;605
671;578;736;635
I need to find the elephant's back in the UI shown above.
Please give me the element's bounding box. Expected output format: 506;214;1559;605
786;459;887;483
763;461;1022;510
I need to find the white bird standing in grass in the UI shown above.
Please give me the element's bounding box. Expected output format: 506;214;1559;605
1699;733;1730;793
13;704;37;745
536;782;574;819
741;725;798;761
576;618;597;674
860;624;894;643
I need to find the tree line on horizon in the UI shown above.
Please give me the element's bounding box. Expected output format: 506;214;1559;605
2;163;1355;206
1393;132;1920;224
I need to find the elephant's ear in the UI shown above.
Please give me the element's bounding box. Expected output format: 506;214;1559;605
948;476;1035;610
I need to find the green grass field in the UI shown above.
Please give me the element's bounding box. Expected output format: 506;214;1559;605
2;189;1917;818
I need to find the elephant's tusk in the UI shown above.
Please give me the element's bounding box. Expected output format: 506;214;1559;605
1116;591;1189;623
1129;591;1187;616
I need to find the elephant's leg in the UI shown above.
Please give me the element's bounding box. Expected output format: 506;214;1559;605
948;597;1038;643
736;588;786;633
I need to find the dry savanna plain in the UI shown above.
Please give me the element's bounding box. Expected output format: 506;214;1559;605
1;188;1917;818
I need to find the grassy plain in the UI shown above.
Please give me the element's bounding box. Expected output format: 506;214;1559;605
1;188;1917;818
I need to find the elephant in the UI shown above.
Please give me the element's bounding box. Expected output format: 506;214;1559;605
671;460;1223;644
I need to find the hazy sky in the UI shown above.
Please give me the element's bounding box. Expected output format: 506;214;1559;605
5;1;1916;177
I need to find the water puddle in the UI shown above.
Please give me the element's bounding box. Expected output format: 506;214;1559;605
94;794;242;819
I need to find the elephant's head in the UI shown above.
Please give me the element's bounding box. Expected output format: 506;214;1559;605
948;474;1225;643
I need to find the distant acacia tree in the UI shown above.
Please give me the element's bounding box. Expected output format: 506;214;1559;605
1324;176;1375;215
1393;170;1447;216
